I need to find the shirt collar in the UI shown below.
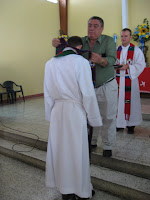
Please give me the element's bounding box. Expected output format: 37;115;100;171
86;35;102;44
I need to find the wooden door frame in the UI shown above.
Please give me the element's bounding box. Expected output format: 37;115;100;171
59;0;68;35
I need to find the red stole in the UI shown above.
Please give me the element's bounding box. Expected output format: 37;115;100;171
116;43;135;120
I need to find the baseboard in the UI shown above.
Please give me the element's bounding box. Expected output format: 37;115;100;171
140;93;150;98
23;93;44;100
0;93;44;104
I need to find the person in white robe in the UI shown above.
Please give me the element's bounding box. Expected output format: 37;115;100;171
115;28;146;134
44;36;102;200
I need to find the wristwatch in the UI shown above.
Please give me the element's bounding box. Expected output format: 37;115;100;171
100;58;104;64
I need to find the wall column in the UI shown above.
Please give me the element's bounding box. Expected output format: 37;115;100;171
122;0;128;28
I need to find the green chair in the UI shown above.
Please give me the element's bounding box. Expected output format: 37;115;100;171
0;84;11;104
3;81;25;103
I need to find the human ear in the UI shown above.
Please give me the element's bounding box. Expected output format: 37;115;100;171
76;45;82;49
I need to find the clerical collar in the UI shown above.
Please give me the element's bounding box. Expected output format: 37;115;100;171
122;44;130;49
63;47;77;53
55;49;76;58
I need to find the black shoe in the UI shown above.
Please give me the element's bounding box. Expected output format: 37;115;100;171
75;190;95;200
116;128;124;132
75;195;89;200
75;197;89;200
127;126;135;134
62;194;76;200
103;150;112;157
92;190;95;197
91;144;97;148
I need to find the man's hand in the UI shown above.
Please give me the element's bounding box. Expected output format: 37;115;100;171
91;52;102;63
91;52;107;66
119;64;129;70
52;38;61;47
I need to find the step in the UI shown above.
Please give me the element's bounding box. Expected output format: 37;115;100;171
0;138;150;200
0;137;46;170
0;129;47;151
1;130;150;180
142;113;150;121
91;152;150;180
91;165;150;200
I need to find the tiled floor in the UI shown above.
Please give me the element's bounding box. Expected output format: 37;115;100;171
0;97;49;141
0;96;150;166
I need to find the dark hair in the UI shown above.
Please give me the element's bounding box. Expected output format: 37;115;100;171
68;36;83;47
88;16;104;27
121;28;132;36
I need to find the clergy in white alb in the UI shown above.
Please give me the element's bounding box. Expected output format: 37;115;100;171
44;36;102;199
115;28;146;130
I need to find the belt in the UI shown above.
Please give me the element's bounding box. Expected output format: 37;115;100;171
55;99;82;106
95;77;115;88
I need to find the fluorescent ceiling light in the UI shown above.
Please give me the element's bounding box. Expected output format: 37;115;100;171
46;0;58;3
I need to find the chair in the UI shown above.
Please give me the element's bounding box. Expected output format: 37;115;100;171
0;84;11;104
3;81;25;103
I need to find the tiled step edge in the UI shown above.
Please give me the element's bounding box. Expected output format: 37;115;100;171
0;130;47;151
92;176;150;200
0;146;45;170
142;113;150;121
91;152;150;180
91;164;150;197
0;145;150;200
